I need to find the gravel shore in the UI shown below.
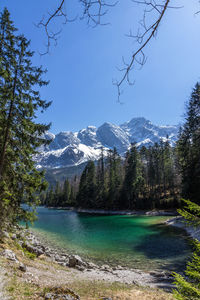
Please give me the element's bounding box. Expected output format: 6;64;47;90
3;225;175;290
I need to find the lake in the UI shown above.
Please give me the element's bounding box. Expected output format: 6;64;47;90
29;207;191;272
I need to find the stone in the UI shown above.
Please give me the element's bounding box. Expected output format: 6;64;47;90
2;231;9;239
11;234;17;240
1;249;18;262
116;265;124;270
38;254;46;260
101;265;112;272
87;262;98;269
45;287;80;300
19;262;27;272
23;242;44;256
55;254;66;262
57;262;67;267
68;255;84;268
75;265;85;271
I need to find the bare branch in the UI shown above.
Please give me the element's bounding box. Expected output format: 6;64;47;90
37;0;185;100
114;0;172;101
80;0;118;26
38;0;117;54
37;0;71;55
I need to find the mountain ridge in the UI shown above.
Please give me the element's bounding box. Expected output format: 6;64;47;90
34;117;179;169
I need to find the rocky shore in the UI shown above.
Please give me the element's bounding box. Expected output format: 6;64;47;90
0;225;175;294
166;216;200;241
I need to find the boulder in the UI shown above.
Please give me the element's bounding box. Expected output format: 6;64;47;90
23;242;44;256
55;255;67;263
68;255;85;268
1;249;18;262
19;262;27;272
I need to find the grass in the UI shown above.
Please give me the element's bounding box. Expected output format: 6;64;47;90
65;280;175;300
7;276;42;300
6;276;174;300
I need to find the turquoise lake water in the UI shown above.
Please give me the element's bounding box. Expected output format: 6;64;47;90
30;207;191;271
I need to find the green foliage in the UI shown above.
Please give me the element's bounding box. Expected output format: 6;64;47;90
176;83;200;203
173;83;200;299
177;200;200;228
173;200;200;300
23;248;37;260
0;8;51;226
43;139;179;210
121;144;144;209
77;160;96;208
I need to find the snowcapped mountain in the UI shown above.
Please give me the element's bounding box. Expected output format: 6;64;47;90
34;117;179;169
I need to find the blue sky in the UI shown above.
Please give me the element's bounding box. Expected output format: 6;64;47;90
1;0;200;133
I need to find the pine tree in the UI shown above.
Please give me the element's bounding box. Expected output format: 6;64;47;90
54;181;61;206
69;185;75;206
122;144;144;209
106;147;122;209
96;147;106;208
62;178;71;206
173;200;200;300
76;160;96;208
0;8;51;226
177;83;200;203
173;83;200;299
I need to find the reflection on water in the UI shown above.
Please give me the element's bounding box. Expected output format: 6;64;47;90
29;207;192;271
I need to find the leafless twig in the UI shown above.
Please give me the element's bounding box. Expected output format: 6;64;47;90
80;0;118;26
38;0;117;54
114;0;172;101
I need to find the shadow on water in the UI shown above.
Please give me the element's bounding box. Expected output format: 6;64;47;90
133;222;193;272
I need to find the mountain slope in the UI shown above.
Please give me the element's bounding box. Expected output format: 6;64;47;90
34;117;179;169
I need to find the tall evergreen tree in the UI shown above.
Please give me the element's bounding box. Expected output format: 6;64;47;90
173;83;200;299
122;144;144;209
62;178;71;206
76;160;96;208
174;200;200;300
177;83;200;203
107;148;122;209
96;147;106;208
0;8;51;226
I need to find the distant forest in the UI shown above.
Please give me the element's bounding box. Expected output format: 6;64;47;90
41;84;200;211
41;141;179;210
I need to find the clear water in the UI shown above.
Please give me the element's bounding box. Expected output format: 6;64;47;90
29;207;191;271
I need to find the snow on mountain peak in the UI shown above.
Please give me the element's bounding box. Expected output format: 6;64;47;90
35;117;179;169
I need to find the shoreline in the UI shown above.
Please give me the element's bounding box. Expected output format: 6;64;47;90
166;216;200;241
1;215;190;295
19;226;176;290
0;224;176;290
47;206;178;216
